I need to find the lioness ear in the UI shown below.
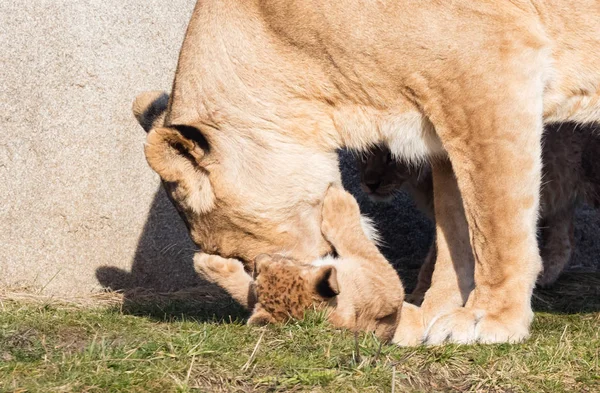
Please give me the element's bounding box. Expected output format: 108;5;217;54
313;265;340;299
132;90;169;132
144;126;215;214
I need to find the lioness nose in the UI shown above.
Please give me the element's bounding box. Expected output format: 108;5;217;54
366;180;381;192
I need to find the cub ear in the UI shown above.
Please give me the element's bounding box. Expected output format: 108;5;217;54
132;90;169;132
313;265;340;299
144;126;214;214
253;254;272;279
247;303;276;326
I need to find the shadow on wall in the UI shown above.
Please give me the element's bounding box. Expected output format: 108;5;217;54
96;186;201;292
95;185;251;322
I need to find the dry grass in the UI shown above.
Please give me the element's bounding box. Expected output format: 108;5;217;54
1;273;598;392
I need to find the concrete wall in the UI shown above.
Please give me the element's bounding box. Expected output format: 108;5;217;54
1;1;200;294
2;1;598;296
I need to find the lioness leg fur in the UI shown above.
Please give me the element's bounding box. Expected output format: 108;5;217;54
420;161;475;324
422;59;546;344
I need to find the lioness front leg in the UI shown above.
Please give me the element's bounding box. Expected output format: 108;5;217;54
422;66;545;344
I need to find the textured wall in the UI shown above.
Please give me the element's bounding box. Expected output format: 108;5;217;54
0;1;200;294
1;1;598;296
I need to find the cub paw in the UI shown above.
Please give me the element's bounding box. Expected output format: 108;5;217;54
321;187;362;242
536;266;562;288
247;303;276;326
193;253;245;283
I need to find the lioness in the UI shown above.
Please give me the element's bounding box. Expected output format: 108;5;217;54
359;125;600;301
138;0;600;345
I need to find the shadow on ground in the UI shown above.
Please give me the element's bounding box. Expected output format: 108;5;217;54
533;272;600;314
96;151;600;322
94;187;251;321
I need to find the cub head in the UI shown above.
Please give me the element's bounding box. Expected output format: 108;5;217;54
358;145;414;202
247;254;340;325
248;254;401;343
133;91;336;268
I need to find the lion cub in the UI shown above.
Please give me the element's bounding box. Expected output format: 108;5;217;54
194;187;423;344
359;124;600;297
249;187;419;343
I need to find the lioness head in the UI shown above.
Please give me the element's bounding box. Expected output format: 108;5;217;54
133;91;336;268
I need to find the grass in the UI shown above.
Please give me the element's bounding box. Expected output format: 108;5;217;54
1;273;599;393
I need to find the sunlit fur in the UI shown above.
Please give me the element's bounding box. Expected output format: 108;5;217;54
358;127;600;305
136;0;600;345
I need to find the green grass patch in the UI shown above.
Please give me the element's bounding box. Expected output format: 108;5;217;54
1;273;599;392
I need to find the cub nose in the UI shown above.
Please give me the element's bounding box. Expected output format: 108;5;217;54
365;180;381;192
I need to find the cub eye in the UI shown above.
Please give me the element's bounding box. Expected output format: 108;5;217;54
385;152;393;163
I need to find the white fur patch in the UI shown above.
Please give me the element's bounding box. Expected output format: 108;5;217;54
359;215;381;245
333;105;446;164
379;112;445;165
311;255;338;267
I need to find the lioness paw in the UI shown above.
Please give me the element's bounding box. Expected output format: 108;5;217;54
423;307;531;345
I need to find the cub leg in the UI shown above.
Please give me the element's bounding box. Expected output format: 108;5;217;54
537;209;575;287
193;253;257;309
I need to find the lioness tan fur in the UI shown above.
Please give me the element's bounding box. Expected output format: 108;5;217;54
138;0;600;345
359;124;600;302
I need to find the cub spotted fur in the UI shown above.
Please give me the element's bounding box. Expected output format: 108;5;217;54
359;124;600;302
